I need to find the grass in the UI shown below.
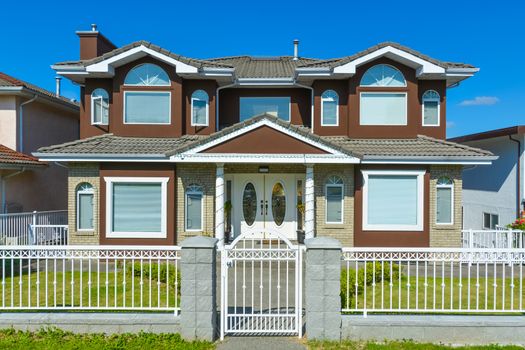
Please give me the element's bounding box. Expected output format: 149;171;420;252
307;340;525;350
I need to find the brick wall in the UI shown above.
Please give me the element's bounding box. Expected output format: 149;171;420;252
67;162;100;245
429;165;463;247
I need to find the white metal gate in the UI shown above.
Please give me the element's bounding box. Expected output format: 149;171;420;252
220;229;303;339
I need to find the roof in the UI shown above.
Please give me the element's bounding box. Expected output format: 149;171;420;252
0;72;79;108
206;56;321;78
448;126;525;143
0;144;44;168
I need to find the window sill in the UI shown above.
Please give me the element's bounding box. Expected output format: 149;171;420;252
76;230;95;236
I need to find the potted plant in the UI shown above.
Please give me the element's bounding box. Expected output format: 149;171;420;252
296;201;305;244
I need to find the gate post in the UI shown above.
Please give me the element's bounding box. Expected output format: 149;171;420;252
180;236;218;341
305;237;342;340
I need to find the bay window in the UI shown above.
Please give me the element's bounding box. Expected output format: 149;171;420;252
240;97;290;122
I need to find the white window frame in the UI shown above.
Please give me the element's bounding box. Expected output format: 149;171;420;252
239;97;291;122
91;89;109;125
359;92;408;126
325;176;344;224
104;177;169;238
482;212;499;230
436;177;454;225
422;90;440;127
360;64;407;87
321;90;339;126
362;169;425;231
76;183;94;232
191;90;209;127
185;184;204;232
124;63;171;87
123;91;172;125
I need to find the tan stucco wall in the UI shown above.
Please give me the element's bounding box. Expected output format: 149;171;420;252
0;96;17;150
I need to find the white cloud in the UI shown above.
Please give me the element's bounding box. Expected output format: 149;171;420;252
446;121;455;128
459;96;499;106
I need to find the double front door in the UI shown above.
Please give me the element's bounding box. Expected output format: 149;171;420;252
231;174;303;240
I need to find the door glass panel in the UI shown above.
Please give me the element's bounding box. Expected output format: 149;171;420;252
242;183;257;226
272;182;286;226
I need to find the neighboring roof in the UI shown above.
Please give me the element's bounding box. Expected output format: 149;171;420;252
0;72;79;108
0;144;44;168
448;126;525;143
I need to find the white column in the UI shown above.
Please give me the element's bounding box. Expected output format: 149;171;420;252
305;164;315;239
215;163;225;245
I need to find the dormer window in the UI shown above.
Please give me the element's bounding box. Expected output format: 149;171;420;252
191;90;209;126
321;90;339;126
124;63;170;86
422;90;440;126
91;88;109;125
359;64;407;126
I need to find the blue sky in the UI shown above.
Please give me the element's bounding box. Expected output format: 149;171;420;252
1;0;523;137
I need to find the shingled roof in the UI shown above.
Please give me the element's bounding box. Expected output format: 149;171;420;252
0;144;44;168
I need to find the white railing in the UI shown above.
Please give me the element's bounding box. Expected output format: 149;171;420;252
29;225;68;245
0;245;181;312
0;210;67;245
462;229;525;249
342;247;525;314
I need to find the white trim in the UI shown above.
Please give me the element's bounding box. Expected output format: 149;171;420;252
320;90;339;127
359;92;408;126
90;88;109;126
104;177;169;239
173;153;359;164
436;177;454;225
362;159;494;165
76;183;94;232
190;90;209;127
123;91;171;125
325;181;344;224
361;169;425;231
185;184;204;232
239;97;291;122
422;90;441;127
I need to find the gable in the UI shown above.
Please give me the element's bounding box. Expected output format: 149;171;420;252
202;125;329;154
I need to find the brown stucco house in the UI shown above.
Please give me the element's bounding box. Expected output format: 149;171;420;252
34;26;495;247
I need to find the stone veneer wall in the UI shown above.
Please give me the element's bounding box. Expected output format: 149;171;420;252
314;165;355;247
67;163;100;245
429;165;463;247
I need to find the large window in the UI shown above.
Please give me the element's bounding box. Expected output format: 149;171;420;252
240;97;290;122
325;176;344;224
360;92;407;125
360;64;406;87
124;91;171;124
422;90;440;126
362;170;424;231
191;90;209;126
185;184;203;231
321;90;339;126
76;183;94;231
105;177;168;238
91;88;109;125
436;176;453;225
124;63;170;86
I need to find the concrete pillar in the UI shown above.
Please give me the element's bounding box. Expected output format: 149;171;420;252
180;236;218;341
305;237;342;340
215;163;225;246
305;164;315;239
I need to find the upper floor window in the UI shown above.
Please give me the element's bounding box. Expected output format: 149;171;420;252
124;63;170;86
124;91;171;124
91;88;109;125
191;90;209;126
360;64;406;87
321;90;339;126
240;97;290;122
422;90;440;126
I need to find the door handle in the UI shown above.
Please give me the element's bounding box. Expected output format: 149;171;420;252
260;200;264;215
265;200;268;216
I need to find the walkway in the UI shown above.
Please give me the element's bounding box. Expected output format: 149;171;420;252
217;337;306;350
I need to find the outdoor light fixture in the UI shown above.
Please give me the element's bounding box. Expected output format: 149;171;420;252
258;166;269;173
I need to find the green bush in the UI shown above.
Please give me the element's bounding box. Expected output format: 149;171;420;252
127;262;181;291
341;262;400;308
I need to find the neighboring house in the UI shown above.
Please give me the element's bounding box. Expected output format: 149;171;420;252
35;25;495;247
449;126;524;230
0;72;79;212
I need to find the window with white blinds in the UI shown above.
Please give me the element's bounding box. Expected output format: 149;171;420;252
360;92;407;125
124;91;171;124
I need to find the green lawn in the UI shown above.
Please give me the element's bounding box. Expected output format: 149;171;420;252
308;340;524;350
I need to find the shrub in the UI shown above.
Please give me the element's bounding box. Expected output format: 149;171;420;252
127;262;181;291
507;218;525;231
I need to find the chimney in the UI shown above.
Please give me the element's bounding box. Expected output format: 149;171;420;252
55;77;61;97
76;24;117;60
293;39;299;60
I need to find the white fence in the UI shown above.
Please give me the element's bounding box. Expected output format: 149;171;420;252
461;229;525;249
0;210;67;245
342;248;525;314
0;245;180;312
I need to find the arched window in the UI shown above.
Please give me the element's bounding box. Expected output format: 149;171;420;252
186;184;203;231
422;90;440;126
191;90;209;126
325;176;344;224
360;64;406;87
321;90;339;126
91;88;109;125
124;63;170;86
436;176;453;225
76;183;94;231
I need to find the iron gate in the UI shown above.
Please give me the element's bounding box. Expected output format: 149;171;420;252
220;229;303;339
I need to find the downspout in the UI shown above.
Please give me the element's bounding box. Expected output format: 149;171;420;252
18;95;38;153
509;135;522;218
293;82;314;132
216;82;236;131
1;168;26;213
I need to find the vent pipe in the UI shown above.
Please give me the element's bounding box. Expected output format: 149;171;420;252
293;39;299;60
91;23;98;32
55;77;61;97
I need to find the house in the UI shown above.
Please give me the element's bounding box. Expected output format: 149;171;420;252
449;126;524;230
34;25;495;247
0;72;79;213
